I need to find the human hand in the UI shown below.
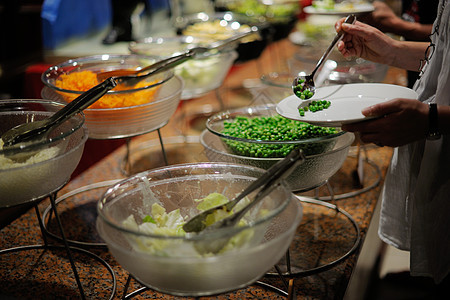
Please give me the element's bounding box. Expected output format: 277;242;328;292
335;19;398;65
341;98;429;147
366;1;399;31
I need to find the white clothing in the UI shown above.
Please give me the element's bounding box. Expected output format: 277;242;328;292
378;0;450;283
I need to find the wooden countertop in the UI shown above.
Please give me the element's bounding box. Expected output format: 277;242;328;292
0;38;405;299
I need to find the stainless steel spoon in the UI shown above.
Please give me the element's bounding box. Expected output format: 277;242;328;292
292;14;356;100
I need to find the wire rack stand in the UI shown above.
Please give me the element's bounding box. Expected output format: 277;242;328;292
0;190;117;300
41;180;122;248
312;144;382;201
266;196;361;278
121;127;169;176
119;264;295;299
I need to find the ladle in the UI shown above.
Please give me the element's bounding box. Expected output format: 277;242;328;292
292;14;356;100
183;148;305;234
96;28;259;83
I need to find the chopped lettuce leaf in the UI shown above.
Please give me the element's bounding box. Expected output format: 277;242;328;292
142;215;156;224
194;192;229;211
122;192;265;256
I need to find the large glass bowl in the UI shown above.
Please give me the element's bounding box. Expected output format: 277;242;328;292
206;104;345;157
0;99;88;207
97;162;302;296
129;36;238;99
41;54;183;139
202;105;354;191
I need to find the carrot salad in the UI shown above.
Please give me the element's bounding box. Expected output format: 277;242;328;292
55;70;161;109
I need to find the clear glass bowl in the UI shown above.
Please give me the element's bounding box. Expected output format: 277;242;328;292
288;46;388;84
206;104;345;157
215;0;300;41
97;162;302;296
0;99;88;207
258;72;296;103
202;105;354;191
129;36;238;99
41;54;183;139
176;12;270;62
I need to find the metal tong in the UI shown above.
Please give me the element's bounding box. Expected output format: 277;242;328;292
183;148;306;233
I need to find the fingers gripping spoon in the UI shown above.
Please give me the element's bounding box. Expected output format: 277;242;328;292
292;14;356;100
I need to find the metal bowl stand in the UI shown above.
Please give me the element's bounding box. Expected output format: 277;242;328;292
37;141;379;299
0;188;117;299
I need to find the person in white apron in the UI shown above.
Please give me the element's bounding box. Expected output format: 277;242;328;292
335;0;450;289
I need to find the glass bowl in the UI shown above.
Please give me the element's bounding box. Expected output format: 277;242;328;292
0;99;88;207
176;12;271;62
41;54;183;139
206;104;345;157
201;105;354;191
97;162;302;296
129;36;238;99
258;72;296;103
289;49;389;84
215;0;300;41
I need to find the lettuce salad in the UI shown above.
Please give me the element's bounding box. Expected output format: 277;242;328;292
122;192;266;257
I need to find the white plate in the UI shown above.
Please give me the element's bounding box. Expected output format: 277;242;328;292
304;3;374;16
276;83;418;127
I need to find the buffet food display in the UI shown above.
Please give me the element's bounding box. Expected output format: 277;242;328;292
1;1;390;298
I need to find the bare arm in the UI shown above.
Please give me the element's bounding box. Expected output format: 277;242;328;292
335;20;429;71
364;1;433;41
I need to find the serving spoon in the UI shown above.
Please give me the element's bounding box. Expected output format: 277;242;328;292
183;147;305;234
96;28;259;83
292;14;356;100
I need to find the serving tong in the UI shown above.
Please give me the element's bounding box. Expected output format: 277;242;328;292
184;148;305;254
1;28;260;150
184;148;305;233
96;27;259;83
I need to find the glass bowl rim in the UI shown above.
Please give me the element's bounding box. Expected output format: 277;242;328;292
97;162;293;241
41;54;175;95
201;129;355;160
176;11;271;29
260;71;294;89
0;99;86;157
129;36;239;60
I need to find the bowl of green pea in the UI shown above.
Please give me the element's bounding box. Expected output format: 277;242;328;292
201;104;354;191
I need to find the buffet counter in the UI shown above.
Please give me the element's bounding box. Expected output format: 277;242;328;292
0;38;406;299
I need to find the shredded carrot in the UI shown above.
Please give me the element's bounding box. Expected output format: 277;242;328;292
55;70;161;109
